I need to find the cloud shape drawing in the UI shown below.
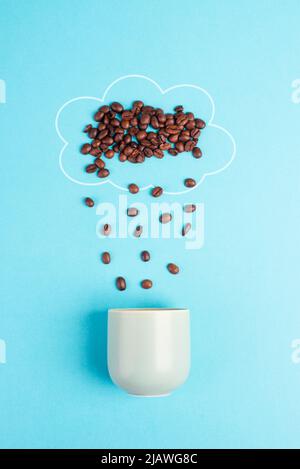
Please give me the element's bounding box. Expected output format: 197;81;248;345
55;75;236;195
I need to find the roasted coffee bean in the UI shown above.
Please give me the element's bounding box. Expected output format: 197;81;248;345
182;223;191;236
179;133;190;143
154;149;164;158
184;178;196;188
85;164;97;173
141;279;153;289
184;141;195;152
140;113;151;125
102;136;114;145
84;124;92;133
98;168;110;178
186;112;194;120
168;148;178;156
159;142;171;150
94;111;104;122
98;129;108;140
133;100;144;109
127;207;139;217
151;186;163;197
95;158;105;169
81;143;92;154
192;147;202;158
134;225;143;237
105;150;114;159
141;250;150;262
175;142;185;153
166;125;180;135
151;116;159;129
103;224;111;236
184;204;196;213
116;276;126;291
191;129;201;139
90;148;101;156
144;148;153;157
119;153;127;162
92;139;101;148
84;197;94;207
128;183;139;194
168;134;179;143
195;118;206;129
88;128;98;139
167;263;179;275
122;110;134;120
186;120;195;130
99;105;110;113
174;105;184;112
136;130;147;141
111;102;123;113
159;213;172;224
101;252;111;264
111;118;120;127
121;119;130;129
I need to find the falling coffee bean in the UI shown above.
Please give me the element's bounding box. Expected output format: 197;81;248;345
184;204;196;213
98;168;110;178
182;223;191;236
159;213;172;224
101;252;111;264
116;277;126;291
128;183;139;194
151;186;163;197
127;207;139;217
84;197;94;208
134;225;143;238
141;250;150;262
184;178;196;188
103;224;111;236
85;164;97;173
141;279;153;289
167;263;179;275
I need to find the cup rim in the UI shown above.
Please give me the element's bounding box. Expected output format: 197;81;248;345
109;308;189;313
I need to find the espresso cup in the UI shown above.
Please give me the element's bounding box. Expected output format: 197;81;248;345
107;308;190;397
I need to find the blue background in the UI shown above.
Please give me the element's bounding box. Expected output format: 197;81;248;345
1;0;300;449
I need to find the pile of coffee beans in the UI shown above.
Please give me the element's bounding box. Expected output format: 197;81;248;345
81;101;205;187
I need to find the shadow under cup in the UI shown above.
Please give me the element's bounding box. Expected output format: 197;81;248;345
107;308;190;397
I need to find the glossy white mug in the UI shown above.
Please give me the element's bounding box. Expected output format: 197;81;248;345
107;308;190;397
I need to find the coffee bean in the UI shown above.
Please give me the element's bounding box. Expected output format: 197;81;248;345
111;102;124;113
184;204;196;213
85;164;97;173
151;186;163;197
151;116;159;129
141;250;150;262
182;223;191;236
174;105;184;112
195;118;206;129
184;141;195;152
184;178;196;188
101;252;111;264
99;105;110;113
168;134;179;143
95;158;105;169
127;207;139;217
94;111;104;122
84;124;92;133
167;263;179;275
159;213;172;224
136;130;147;141
141;279;153;289
192;147;202;158
81;143;92;154
140;113;151;125
166;125;180;135
92;139;101;148
116;276;126;291
88;128;98;139
175;142;184;153
105;149;114;159
98;129;108;140
128;183;139;194
168;148;178;156
134;225;143;237
103;224;111;236
98;168;110;178
84;197;94;207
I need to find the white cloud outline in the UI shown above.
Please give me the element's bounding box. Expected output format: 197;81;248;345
55;74;236;195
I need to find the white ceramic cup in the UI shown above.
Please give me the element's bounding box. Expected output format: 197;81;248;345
107;308;190;397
